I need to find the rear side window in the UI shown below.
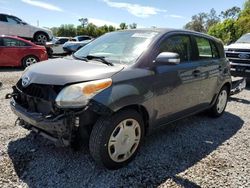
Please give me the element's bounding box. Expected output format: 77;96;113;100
58;38;69;44
159;35;192;62
6;16;19;24
3;38;30;47
0;15;7;22
195;37;219;59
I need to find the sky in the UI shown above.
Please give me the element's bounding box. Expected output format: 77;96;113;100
0;0;246;29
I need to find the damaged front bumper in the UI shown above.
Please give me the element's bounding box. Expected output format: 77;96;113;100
230;77;246;95
10;98;82;146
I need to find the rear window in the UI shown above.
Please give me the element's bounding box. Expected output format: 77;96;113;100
3;38;31;47
195;37;220;59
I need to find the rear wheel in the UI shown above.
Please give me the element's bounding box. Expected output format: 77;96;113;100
34;32;48;44
89;109;144;169
209;86;229;117
22;56;38;68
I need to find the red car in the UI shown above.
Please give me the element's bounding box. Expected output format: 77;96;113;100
0;35;48;68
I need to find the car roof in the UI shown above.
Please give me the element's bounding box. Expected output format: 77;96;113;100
116;28;222;43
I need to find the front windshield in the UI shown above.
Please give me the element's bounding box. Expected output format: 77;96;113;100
74;31;159;65
236;33;250;43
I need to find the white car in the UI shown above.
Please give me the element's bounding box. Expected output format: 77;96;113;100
0;13;53;44
46;37;73;55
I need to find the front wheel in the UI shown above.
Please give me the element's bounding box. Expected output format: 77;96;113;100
89;109;144;169
209;86;229;117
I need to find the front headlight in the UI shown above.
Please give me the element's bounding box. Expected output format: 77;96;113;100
55;78;112;108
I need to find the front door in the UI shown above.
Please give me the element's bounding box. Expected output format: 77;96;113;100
152;34;203;124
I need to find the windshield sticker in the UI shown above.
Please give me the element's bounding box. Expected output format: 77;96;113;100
131;32;158;38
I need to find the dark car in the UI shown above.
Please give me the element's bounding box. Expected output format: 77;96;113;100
8;29;231;169
0;35;48;67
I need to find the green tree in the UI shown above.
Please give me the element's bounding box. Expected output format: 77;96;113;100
220;6;241;19
57;24;76;37
119;22;128;30
129;23;137;29
208;19;238;44
184;9;220;32
184;13;207;32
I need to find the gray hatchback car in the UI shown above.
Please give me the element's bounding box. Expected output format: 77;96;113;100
8;29;231;169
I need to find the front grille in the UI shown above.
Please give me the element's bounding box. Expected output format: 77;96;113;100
15;79;63;115
16;79;62;101
227;48;250;53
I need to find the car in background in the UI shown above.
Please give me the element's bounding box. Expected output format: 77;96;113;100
46;37;73;56
63;35;93;54
0;13;53;44
0;35;48;68
63;39;92;54
74;35;92;42
225;33;250;78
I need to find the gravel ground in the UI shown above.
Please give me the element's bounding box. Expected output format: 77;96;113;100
0;68;249;188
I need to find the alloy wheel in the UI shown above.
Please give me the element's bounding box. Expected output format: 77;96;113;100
25;57;37;67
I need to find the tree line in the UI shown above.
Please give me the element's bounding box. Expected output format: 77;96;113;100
184;0;250;44
51;0;250;44
51;22;136;38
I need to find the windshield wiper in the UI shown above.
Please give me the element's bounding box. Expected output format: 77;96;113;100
86;55;114;66
72;54;88;62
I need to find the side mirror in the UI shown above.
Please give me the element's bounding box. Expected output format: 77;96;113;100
155;52;180;65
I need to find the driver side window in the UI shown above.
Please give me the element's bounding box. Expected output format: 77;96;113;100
159;35;192;62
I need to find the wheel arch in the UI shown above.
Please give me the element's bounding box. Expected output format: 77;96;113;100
223;82;231;95
115;104;150;135
33;31;49;41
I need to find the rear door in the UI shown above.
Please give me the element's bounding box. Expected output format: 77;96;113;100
192;36;221;105
152;33;203;123
5;16;30;38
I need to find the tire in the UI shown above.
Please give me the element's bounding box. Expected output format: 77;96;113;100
34;32;48;44
89;109;144;169
209;86;229;117
22;56;38;68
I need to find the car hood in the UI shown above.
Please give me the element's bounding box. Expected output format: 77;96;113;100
225;43;250;49
21;57;124;85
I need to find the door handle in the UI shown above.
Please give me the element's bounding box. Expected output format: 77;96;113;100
192;70;201;77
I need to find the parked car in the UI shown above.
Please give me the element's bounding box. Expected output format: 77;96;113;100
46;37;73;56
0;35;48;67
8;29;231;169
62;35;93;54
63;39;92;54
225;33;250;78
0;13;53;44
74;35;92;42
